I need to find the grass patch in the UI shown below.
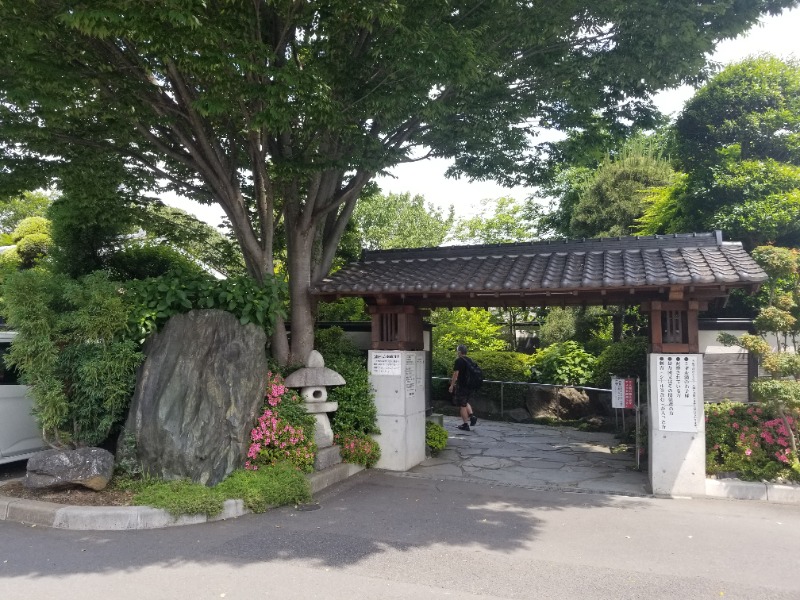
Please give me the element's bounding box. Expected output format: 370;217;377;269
217;462;311;513
112;461;311;517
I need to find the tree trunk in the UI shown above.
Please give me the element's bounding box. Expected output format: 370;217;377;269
284;220;316;366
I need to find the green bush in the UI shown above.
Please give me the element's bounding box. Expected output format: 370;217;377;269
11;216;51;242
125;269;286;338
530;341;596;386
591;337;648;388
469;350;536;382
106;244;207;280
2;270;142;446
425;421;448;453
16;232;52;267
335;431;381;467
706;401;800;482
317;327;379;437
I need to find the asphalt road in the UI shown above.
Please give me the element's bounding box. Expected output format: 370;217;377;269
2;468;799;600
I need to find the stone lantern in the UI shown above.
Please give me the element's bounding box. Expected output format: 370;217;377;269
284;350;345;451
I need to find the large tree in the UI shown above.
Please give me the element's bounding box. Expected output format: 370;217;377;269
639;56;800;247
1;1;794;364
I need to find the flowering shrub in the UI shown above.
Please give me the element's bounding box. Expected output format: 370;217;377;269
245;373;317;473
706;401;800;482
334;432;381;468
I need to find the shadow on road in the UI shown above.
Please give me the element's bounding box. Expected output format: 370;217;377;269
1;469;650;578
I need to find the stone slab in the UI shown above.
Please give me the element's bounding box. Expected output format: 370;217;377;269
303;401;338;414
307;462;364;495
705;478;768;501
6;498;58;527
766;483;800;504
314;445;342;471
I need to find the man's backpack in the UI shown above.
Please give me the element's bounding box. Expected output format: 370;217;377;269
463;357;484;391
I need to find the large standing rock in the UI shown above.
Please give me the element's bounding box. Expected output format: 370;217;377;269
125;309;267;486
25;447;115;491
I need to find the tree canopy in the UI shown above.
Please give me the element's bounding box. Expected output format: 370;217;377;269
351;191;453;252
638;56;800;247
1;0;794;363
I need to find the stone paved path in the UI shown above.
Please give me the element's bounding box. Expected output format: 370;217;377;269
405;416;650;497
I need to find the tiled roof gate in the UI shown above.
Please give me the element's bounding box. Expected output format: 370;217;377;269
313;232;767;352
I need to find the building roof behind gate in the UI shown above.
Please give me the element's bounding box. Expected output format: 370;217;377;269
312;232;767;308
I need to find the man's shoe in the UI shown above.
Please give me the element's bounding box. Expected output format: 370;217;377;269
457;423;470;431
469;414;478;427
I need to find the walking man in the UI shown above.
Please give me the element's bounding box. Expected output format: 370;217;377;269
449;344;478;431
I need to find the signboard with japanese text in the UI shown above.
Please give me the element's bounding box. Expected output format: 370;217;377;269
404;356;416;401
611;377;636;409
370;351;401;376
650;354;703;432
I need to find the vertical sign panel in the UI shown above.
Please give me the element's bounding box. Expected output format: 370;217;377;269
624;379;635;409
612;377;636;409
650;354;702;432
404;355;416;402
611;377;625;408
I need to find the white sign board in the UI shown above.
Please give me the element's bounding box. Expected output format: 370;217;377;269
370;351;401;376
650;354;702;433
611;377;635;409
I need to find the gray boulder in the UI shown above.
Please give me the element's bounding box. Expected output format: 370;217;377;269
125;309;267;486
25;447;115;491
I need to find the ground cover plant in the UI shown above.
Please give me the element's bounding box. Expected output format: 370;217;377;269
115;461;311;516
706;401;799;482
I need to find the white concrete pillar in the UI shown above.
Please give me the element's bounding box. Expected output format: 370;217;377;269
648;353;706;497
368;350;427;471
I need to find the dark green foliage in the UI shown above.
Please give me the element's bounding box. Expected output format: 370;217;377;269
640;57;800;247
125;269;286;338
530;341;596;386
2;270;142;446
468;351;536;383
47;155;139;277
316;297;370;323
567;136;677;238
106;244;207;280
592;337;649;389
136;203;246;278
425;421;448;453
316;327;379;437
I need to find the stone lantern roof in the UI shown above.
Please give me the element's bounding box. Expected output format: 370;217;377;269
284;350;345;388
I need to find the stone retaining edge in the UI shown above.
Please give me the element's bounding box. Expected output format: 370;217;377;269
0;465;366;530
705;478;800;504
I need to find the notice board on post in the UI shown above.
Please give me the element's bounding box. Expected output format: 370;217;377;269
650;354;703;433
611;377;636;409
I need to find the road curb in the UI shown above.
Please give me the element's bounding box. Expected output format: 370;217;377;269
705;478;800;504
0;465;366;530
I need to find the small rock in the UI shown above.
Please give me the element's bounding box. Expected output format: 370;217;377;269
25;447;114;491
